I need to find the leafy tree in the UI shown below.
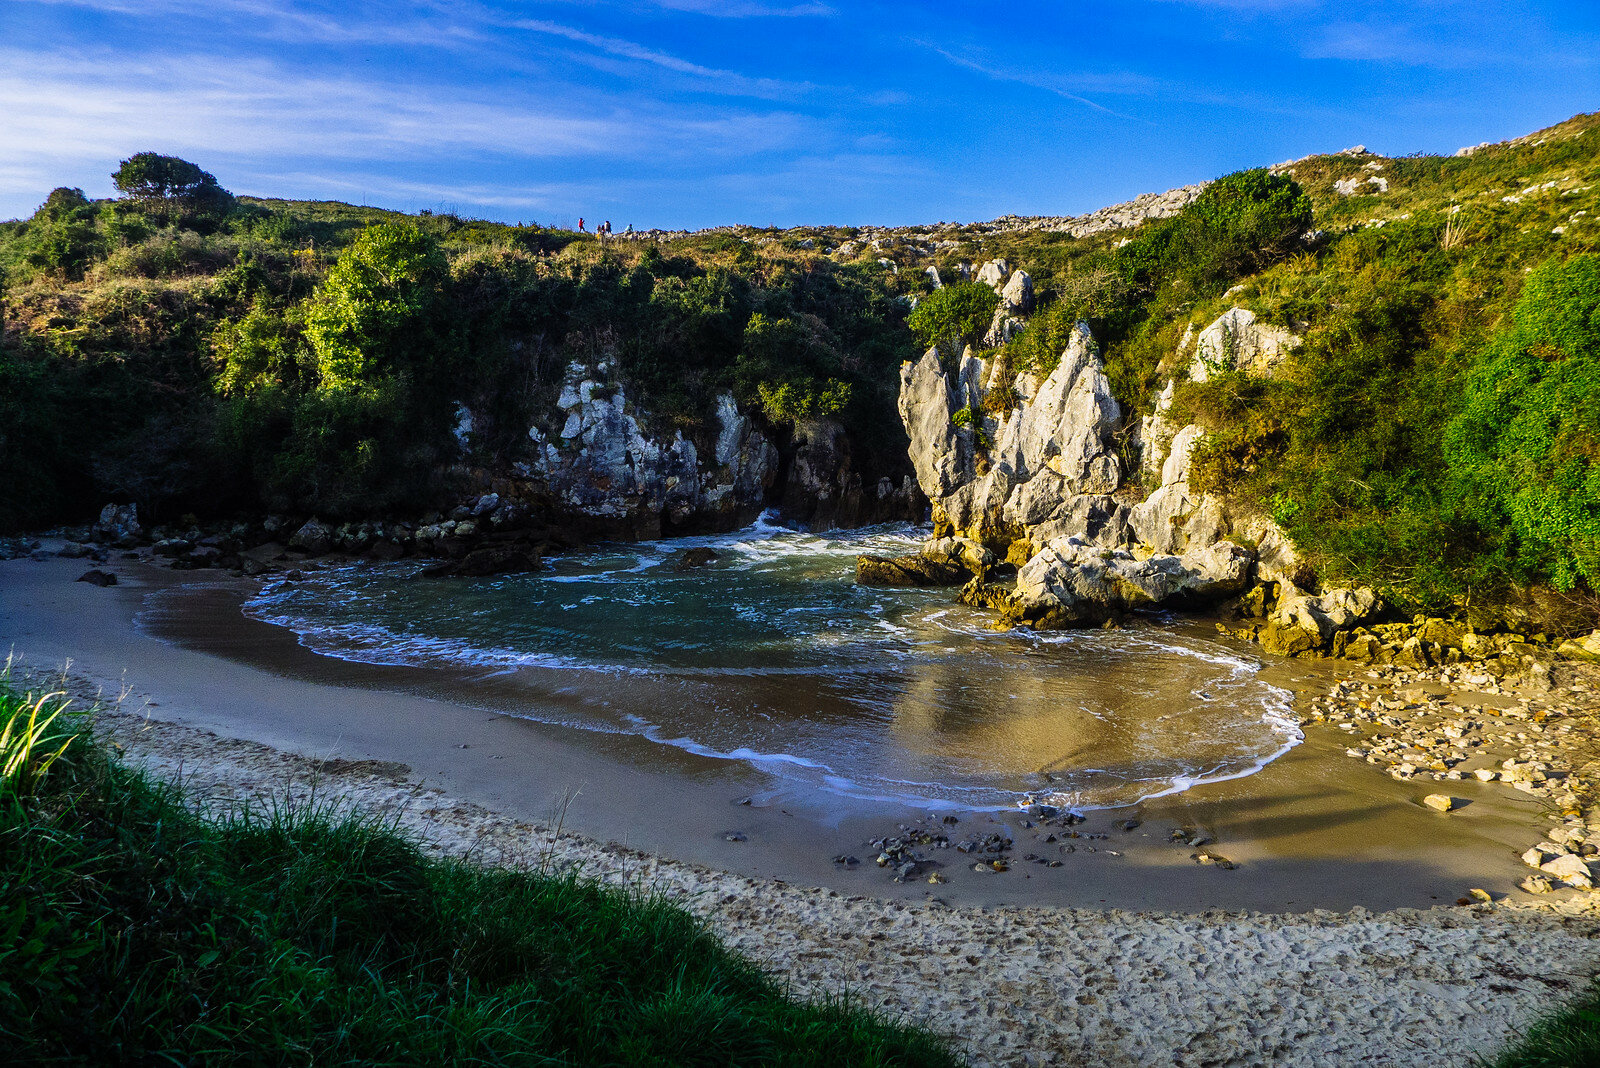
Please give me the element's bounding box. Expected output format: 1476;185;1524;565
303;223;449;390
21;188;103;279
1447;255;1600;590
38;187;91;219
111;153;234;226
906;281;998;351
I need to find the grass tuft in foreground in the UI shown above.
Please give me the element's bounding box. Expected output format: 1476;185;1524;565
0;679;960;1066
1490;980;1600;1068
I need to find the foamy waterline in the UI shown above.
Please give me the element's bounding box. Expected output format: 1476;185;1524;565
238;513;1302;811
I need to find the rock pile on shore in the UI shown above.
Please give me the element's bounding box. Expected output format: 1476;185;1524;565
1304;659;1600;900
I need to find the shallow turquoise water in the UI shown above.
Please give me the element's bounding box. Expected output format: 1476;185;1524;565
245;516;1299;810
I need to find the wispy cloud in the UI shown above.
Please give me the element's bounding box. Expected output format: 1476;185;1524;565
647;0;835;16
14;0;484;45
0;46;826;217
508;17;814;98
924;45;1156;119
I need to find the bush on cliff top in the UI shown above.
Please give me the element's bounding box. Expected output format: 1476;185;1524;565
0;155;918;530
0;680;958;1066
907;280;998;352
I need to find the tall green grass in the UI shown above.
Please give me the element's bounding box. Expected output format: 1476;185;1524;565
1489;981;1600;1068
0;681;959;1066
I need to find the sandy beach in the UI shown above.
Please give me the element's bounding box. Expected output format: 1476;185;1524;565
7;548;1600;1065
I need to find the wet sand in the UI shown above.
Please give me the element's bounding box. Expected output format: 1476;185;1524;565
0;551;1568;912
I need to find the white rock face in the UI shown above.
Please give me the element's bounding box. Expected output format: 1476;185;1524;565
1335;175;1390;196
1190;308;1301;382
1009;537;1255;625
898;322;1130;547
893;314;1313;631
999;270;1034;315
975;259;1010;291
526;361;777;535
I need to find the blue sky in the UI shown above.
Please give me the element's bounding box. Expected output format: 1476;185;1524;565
3;0;1598;229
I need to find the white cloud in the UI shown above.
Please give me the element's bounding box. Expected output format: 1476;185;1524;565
507;17;815;98
0;47;824;217
923;45;1156;119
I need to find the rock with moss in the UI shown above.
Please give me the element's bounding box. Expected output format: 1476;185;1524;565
856;554;969;588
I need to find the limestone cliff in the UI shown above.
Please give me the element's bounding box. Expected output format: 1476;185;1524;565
513;359;917;539
894;311;1302;630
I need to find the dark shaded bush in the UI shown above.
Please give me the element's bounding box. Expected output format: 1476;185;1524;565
1447;254;1600;590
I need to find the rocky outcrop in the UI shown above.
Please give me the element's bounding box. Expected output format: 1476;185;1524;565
892;313;1314;636
515;362;775;539
775;417;920;532
420;540;543;578
1559;631;1600;663
857;554;970;588
92;503;141;546
856;535;995;588
1188;308;1301;382
507;361;917;538
1000;270;1034;316
900;322;1128;556
985;537;1255;628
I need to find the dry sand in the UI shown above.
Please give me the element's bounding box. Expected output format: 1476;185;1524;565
7;550;1600;1065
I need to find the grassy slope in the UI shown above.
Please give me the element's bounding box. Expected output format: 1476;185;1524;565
0;681;958;1066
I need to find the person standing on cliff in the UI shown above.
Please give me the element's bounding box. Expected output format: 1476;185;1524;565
578;217;585;233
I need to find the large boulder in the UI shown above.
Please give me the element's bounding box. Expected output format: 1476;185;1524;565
857;535;994;588
92;503;141;545
290;518;334;556
857;554;969;588
1003;537;1255;628
975;259;1010;291
999;270;1034;316
1558;631;1600;664
1256;586;1383;657
421;542;542;578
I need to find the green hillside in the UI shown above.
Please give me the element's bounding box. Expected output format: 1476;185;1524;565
3;115;1599;620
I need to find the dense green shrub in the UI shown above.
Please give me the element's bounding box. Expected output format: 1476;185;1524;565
1447;255;1600;590
1116;169;1313;298
17;188;104;280
304;222;450;390
907;281;998;351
